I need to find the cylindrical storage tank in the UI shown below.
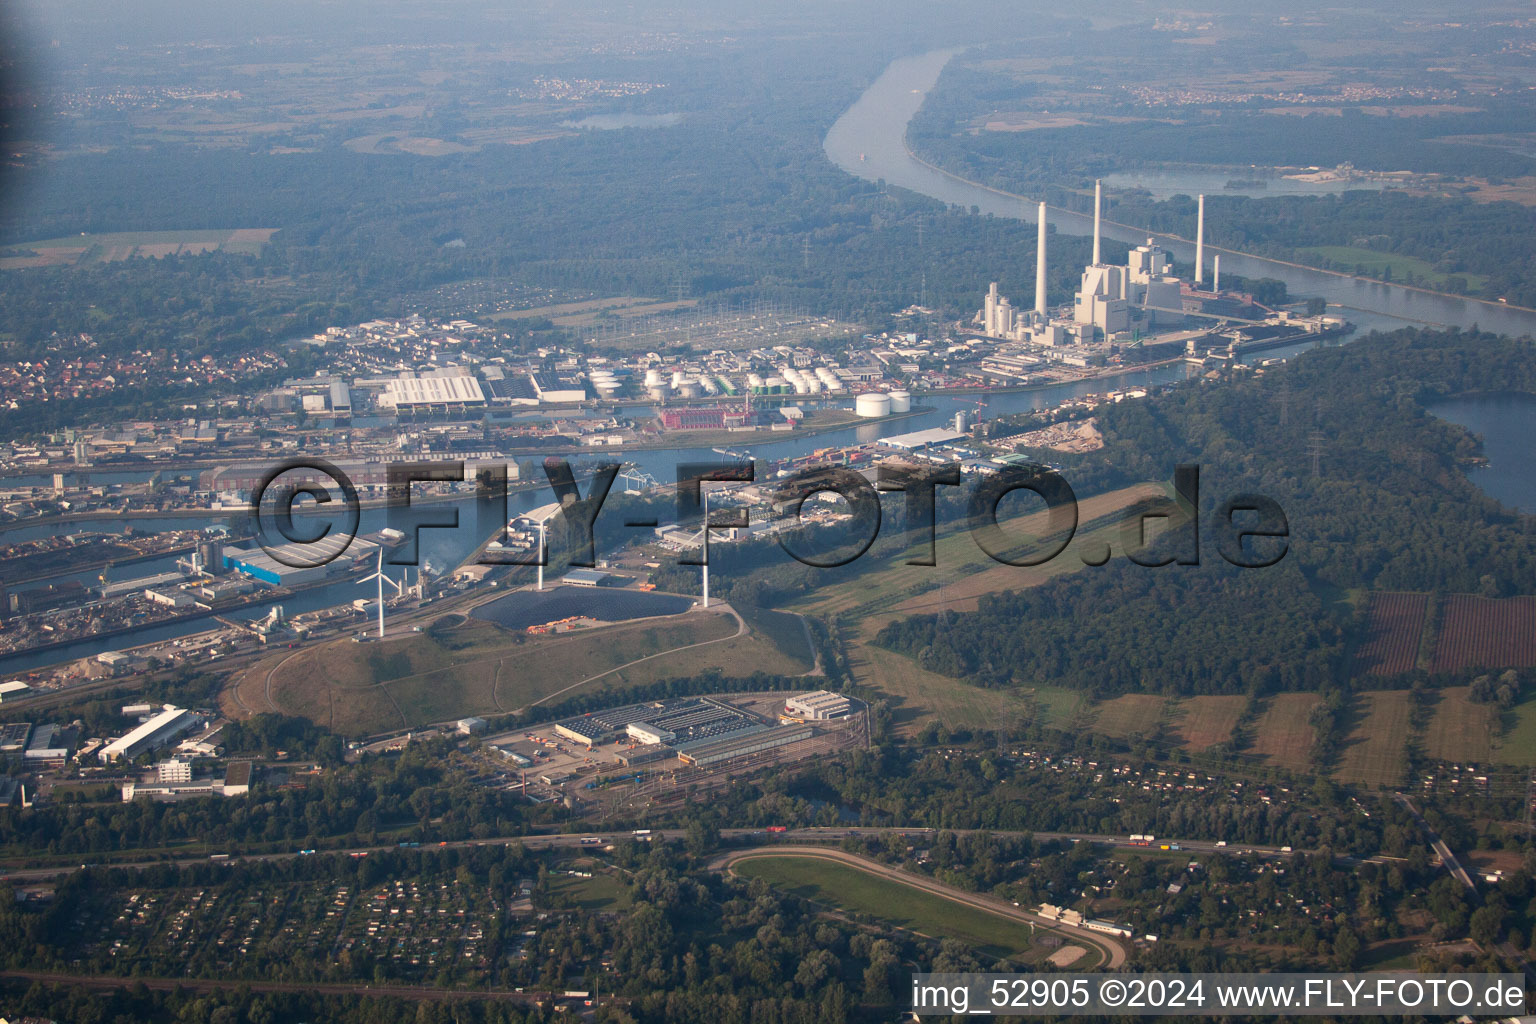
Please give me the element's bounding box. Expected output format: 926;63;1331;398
888;390;911;413
644;369;662;387
793;381;809;394
806;378;823;393
747;374;764;389
954;410;970;433
670;372;684;389
765;376;785;390
856;393;892;418
649;384;672;401
679;383;700;398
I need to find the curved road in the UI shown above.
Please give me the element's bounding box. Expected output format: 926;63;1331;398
714;844;1128;968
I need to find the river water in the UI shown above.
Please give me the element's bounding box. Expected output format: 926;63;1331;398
1429;394;1536;514
821;48;1536;339
8;48;1536;673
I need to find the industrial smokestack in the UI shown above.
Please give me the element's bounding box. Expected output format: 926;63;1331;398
1092;179;1102;266
1195;194;1205;285
1213;254;1221;293
1034;202;1047;318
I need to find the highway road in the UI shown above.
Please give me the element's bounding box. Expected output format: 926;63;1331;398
1393;793;1477;889
712;844;1129;968
0;825;1304;885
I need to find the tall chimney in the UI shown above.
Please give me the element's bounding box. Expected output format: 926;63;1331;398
1092;179;1102;266
1213;254;1221;293
1034;202;1048;318
1194;194;1205;285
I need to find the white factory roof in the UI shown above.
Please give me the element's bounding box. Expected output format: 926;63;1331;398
228;534;377;574
0;681;30;696
516;502;563;526
876;428;966;450
101;706;193;760
385;375;486;407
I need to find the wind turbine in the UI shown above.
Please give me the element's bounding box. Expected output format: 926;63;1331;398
536;518;547;591
359;549;402;638
686;489;712;608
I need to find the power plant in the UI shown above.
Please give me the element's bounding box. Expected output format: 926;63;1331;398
974;180;1208;358
971;183;1348;369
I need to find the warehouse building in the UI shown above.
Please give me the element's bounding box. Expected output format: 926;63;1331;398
626;722;676;746
383;375;486;412
783;690;852;721
0;722;32;755
100;706;199;764
0;681;31;704
224;535;378;587
561;568;612;587
677;724;813;767
617;743;674;767
530;373;587;404
23;723;76;768
554;697;761;748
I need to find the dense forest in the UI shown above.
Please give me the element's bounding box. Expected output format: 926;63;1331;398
876;328;1536;696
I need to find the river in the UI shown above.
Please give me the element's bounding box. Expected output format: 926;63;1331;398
822;48;1536;339
1429;393;1536;514
10;49;1536;673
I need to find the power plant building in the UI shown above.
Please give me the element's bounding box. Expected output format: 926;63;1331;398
975;179;1199;347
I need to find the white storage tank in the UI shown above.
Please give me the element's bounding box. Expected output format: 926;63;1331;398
887;390;911;413
644;369;663;387
856;392;892;418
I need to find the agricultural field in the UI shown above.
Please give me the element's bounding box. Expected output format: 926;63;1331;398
1090;695;1171;740
1168;695;1246;752
1246;693;1322;773
227;605;808;736
1494;695;1536;768
1353;592;1429;676
0;228;276;269
1334;691;1414;787
733;856;1053;963
1422;686;1503;765
1429;595;1536;673
1298;245;1487;293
